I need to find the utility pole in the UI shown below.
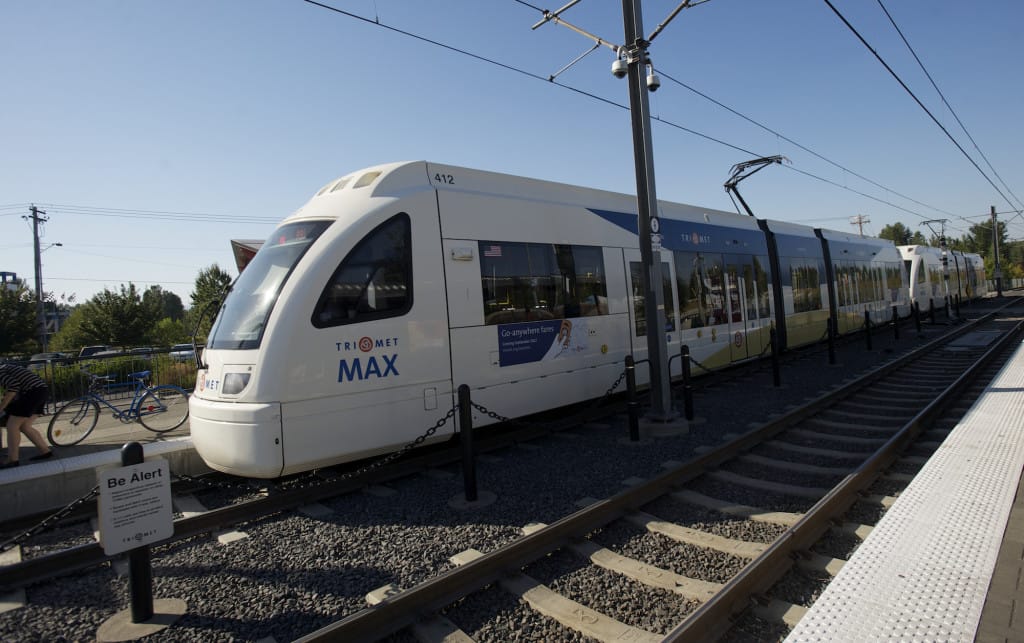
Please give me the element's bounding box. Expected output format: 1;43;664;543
991;205;1003;296
849;214;870;237
27;205;48;351
621;0;674;422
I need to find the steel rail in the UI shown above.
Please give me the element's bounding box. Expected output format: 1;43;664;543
663;317;1024;641
295;314;1009;642
0;399;618;591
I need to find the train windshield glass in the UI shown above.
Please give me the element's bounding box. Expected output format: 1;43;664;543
208;220;331;350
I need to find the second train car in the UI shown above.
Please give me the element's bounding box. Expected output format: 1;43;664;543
191;161;911;477
898;244;987;312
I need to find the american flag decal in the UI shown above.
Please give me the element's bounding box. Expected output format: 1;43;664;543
483;245;502;257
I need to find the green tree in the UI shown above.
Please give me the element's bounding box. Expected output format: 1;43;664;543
143;285;185;322
77;283;163;347
877;222;927;246
962;219;1008;255
151;317;189;347
878;222;914;245
0;284;39;354
188;264;233;343
49;306;88;352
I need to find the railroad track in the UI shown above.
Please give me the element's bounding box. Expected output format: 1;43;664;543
1;303;1020;641
294;313;1024;642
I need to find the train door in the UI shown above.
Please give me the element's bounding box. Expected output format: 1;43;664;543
625;249;678;377
724;254;769;361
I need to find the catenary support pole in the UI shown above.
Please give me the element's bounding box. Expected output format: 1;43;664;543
992;206;1003;296
620;0;676;423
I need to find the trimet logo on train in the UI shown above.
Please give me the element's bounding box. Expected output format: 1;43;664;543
336;336;400;382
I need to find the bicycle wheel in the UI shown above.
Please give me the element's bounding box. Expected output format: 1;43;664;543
138;385;190;433
48;398;100;446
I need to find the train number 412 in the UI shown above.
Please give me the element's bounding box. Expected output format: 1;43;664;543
434;173;454;184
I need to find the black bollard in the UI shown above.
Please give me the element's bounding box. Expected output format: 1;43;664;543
914;301;922;333
864;310;872;351
457;384;477;502
944;296;950;320
625;355;640;440
122;442;154;623
955;294;961;316
929;298;936;324
892;305;899;340
770;327;781;387
827;316;836;365
680;346;694;421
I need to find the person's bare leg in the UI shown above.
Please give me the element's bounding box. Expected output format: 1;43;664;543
6;421;22;462
20;416;50;454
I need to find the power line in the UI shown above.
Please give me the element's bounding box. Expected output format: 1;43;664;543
822;0;1018;215
876;0;1024;211
31;203;279;224
300;0;998;233
658;70;964;221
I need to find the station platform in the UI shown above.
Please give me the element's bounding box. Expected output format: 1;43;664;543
0;414;208;521
786;337;1024;642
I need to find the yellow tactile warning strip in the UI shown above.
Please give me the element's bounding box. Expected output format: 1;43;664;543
786;340;1024;642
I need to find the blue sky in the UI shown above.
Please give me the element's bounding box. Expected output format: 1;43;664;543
2;1;1021;305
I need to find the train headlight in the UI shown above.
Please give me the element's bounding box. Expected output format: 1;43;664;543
222;372;251;395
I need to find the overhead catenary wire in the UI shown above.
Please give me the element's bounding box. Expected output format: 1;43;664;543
876;0;1024;212
822;0;1019;216
296;0;1010;240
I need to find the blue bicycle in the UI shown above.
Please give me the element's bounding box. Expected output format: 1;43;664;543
47;370;190;446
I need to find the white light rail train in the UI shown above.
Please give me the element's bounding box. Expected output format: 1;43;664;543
190;161;984;478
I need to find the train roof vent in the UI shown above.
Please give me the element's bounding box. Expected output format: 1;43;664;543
353;171;382;188
315;176;350;197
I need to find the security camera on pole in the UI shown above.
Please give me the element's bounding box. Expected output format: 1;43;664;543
532;1;701;428
617;0;675;423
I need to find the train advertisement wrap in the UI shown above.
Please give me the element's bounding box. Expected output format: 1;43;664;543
498;319;588;367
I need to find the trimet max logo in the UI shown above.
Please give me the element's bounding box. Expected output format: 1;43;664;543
336;336;400;382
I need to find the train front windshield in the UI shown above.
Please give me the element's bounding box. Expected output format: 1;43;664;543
209;220;331;350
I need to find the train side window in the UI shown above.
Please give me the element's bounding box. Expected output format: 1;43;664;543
479;242;607;325
673;251;707;329
312;213;412;328
630;261;676;335
753;255;771;319
790;258;822;313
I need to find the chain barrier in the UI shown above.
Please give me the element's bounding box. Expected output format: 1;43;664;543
0;485;101;554
468;367;628;433
688;355;714;374
172;471;275;493
602;369;627;401
2;408;459;554
177;406;459;495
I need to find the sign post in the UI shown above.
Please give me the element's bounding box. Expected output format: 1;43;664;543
95;442;188;642
99;443;173;620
